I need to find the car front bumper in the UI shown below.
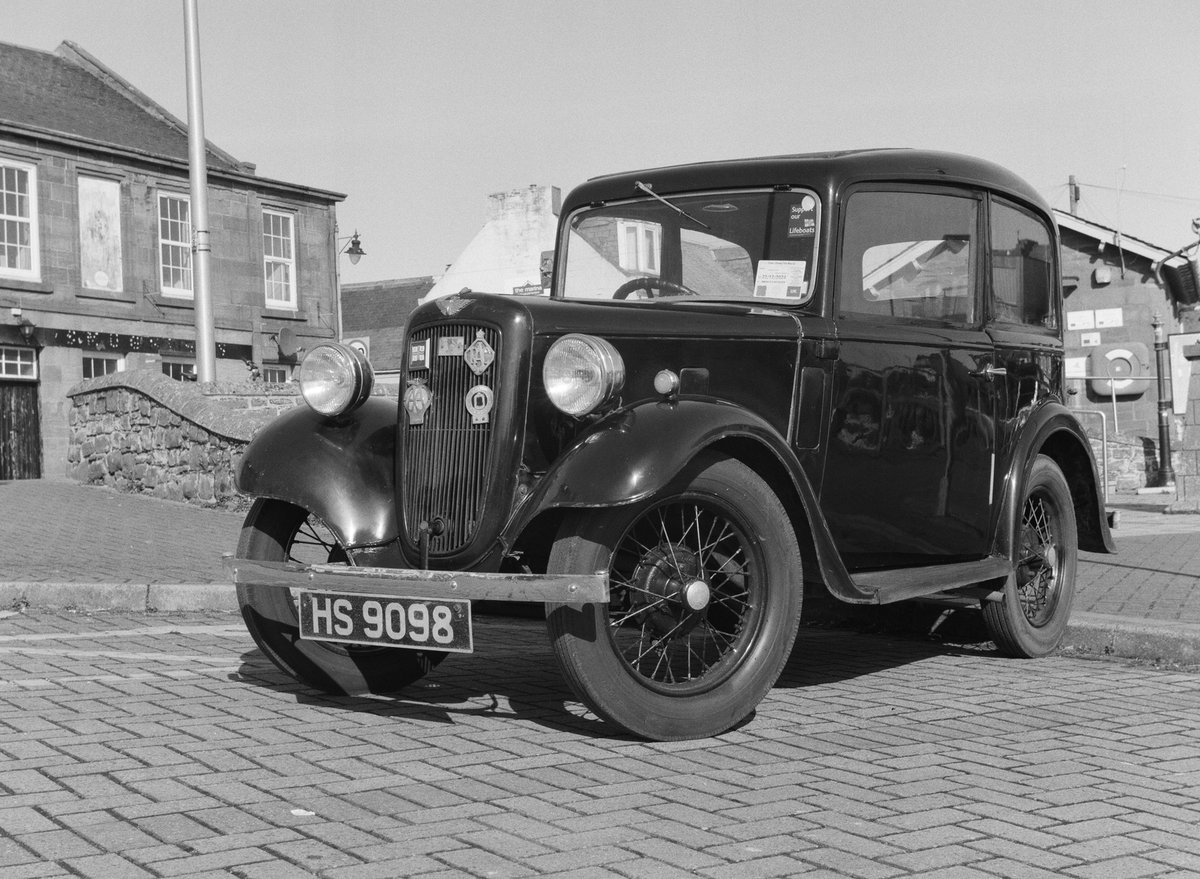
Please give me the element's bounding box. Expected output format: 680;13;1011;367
223;554;608;605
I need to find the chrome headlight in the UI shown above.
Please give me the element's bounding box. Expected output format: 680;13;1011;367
543;334;625;417
298;343;374;417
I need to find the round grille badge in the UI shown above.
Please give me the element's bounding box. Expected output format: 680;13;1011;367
403;380;433;425
465;384;494;424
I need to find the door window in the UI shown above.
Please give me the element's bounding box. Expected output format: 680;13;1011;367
839;189;978;326
0;345;36;379
990;199;1055;329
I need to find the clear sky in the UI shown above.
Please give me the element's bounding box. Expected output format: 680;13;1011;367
7;0;1200;285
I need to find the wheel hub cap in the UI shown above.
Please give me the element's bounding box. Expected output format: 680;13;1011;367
630;545;707;636
682;579;711;611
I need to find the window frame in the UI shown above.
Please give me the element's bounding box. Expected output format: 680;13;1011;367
616;218;662;276
82;351;123;380
158;192;193;298
262;208;298;310
0;345;37;380
835;184;983;329
986;195;1059;333
0;159;40;282
260;364;290;383
161;358;196;382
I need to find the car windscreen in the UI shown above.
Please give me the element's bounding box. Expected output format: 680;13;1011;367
557;188;820;305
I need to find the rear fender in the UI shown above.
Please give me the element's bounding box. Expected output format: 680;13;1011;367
235;397;398;549
996;402;1115;557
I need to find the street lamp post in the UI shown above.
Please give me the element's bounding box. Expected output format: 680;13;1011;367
1152;311;1176;487
333;231;366;345
183;0;215;383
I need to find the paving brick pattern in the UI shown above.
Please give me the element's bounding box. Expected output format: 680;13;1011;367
0;480;245;585
1077;511;1200;622
3;611;1200;878
6;480;1200;628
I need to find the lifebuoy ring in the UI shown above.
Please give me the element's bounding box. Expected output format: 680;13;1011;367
1103;347;1138;391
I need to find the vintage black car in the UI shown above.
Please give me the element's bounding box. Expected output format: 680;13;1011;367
228;149;1114;741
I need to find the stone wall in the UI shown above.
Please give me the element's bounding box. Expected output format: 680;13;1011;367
66;371;304;508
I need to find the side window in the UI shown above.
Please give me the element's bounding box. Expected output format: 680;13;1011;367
990;199;1055;329
0;160;40;282
616;219;661;275
162;358;196;381
158;193;192;296
839;190;978;325
263;209;297;309
82;352;122;379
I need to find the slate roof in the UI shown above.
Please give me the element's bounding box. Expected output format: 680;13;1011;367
1054;209;1186;267
0;40;245;173
342;277;435;333
341;277;436;372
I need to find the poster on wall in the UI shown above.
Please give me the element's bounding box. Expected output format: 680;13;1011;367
1169;332;1200;415
78;176;123;292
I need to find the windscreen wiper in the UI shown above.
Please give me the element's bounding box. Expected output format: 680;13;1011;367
634;181;710;230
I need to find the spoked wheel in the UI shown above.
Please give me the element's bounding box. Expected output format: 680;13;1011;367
237;498;443;695
546;454;803;740
983;455;1077;657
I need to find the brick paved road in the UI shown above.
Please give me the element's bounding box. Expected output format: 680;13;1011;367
1076;508;1200;623
3;611;1200;878
0;480;244;585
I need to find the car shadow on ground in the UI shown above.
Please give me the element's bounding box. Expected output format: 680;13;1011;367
231;603;999;740
779;603;996;688
231;614;615;739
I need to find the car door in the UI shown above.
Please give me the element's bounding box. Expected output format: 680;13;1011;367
823;186;999;570
986;195;1062;476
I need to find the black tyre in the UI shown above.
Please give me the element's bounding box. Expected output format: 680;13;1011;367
545;455;803;740
237;498;443;695
983;455;1077;657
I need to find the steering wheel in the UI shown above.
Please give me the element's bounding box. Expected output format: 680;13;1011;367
613;276;701;300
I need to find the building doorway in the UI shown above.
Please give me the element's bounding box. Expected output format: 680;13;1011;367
0;345;42;479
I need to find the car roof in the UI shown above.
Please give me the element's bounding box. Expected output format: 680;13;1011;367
561;149;1050;218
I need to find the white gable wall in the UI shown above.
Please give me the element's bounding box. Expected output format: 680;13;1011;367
423;185;560;302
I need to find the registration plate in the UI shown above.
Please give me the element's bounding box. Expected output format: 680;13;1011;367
298;591;473;653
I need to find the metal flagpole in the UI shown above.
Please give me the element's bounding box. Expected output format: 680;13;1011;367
183;0;216;382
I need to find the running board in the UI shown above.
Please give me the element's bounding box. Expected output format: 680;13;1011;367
851;556;1012;605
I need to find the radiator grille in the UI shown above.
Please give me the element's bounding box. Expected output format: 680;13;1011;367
402;323;499;554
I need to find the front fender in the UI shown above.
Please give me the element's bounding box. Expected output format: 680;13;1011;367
236;397;398;549
508;398;871;604
533;398;790;508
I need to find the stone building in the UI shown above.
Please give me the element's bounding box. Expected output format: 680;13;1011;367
0;40;345;478
1056;210;1199;491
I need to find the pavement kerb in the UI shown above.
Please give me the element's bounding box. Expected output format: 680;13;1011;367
1063;611;1200;667
0;581;239;613
4;580;1200;669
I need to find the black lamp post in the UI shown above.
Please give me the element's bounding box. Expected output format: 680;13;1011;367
1152;311;1176;487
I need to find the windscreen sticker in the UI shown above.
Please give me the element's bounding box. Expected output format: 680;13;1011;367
787;196;818;237
754;260;810;302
